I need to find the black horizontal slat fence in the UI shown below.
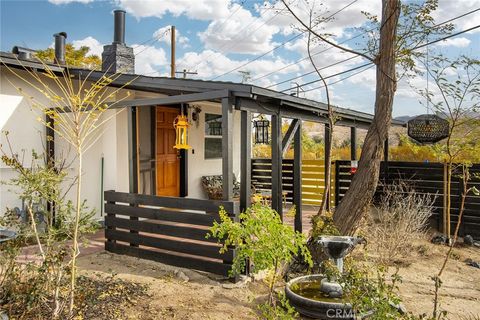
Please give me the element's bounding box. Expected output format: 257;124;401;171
104;190;239;277
334;161;480;239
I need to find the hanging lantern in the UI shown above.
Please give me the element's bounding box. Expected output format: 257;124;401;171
253;119;270;144
173;114;191;149
407;114;449;144
350;160;358;174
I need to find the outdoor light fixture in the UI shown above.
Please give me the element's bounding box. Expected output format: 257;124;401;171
407;114;449;144
253;118;270;144
173;113;191;149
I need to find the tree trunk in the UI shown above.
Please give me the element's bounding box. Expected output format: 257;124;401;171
333;0;400;235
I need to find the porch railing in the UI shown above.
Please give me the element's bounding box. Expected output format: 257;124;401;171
104;190;239;277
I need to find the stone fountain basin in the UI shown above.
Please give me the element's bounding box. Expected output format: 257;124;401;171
0;228;17;243
285;274;354;320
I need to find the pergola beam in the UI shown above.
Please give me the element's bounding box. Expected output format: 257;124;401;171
240;110;252;212
222;93;234;201
282;119;300;157
293;120;302;232
108;89;230;108
271;113;283;218
350;127;357;160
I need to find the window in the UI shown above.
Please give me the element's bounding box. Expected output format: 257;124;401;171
205;113;222;159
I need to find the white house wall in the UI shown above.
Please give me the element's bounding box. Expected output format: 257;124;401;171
186;102;241;199
0;69;47;211
0;68;131;219
1;67;241;219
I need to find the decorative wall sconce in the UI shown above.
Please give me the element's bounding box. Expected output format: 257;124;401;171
173;113;191;149
253;117;270;144
190;105;202;127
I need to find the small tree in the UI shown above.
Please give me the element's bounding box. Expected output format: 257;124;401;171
36;44;101;69
1;58;134;315
419;55;480;240
209;204;312;307
415;55;480;318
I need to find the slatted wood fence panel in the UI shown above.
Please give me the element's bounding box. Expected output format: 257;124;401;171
251;158;335;206
334;161;480;239
104;191;239;277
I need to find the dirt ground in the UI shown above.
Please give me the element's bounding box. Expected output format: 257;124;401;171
77;238;480;320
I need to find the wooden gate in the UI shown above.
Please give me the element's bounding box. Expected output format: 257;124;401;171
104;191;239;277
251;158;335;206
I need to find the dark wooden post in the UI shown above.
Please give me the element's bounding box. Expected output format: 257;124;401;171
222;94;234;201
128;106;139;194
150;106;157;195
127;107;139;246
271;113;283;218
324;123;332;208
350;127;357;160
240;110;252;211
46;111;56;224
293;120;302;232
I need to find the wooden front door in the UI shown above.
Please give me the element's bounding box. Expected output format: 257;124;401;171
155;107;180;196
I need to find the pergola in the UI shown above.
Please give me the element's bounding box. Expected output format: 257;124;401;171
62;69;403;231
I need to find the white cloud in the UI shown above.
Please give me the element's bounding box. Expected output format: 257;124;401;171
435;37;471;48
133;45;168;76
432;0;480;34
153;26;189;48
115;0;231;20
48;0;93;4
198;3;281;54
177;49;300;81
72;36;103;56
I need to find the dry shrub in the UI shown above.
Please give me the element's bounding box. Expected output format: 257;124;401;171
364;182;435;265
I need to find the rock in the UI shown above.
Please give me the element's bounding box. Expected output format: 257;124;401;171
465;258;480;269
320;278;343;298
389;301;407;314
173;270;189;282
464;235;474;246
431;235;448;245
222;275;251;289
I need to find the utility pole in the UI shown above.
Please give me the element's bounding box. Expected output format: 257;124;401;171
175;69;198;79
170;25;175;78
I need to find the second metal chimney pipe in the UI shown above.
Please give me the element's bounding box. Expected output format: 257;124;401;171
53;32;67;65
113;10;126;45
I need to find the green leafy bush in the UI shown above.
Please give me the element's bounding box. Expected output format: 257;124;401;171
209;203;312;312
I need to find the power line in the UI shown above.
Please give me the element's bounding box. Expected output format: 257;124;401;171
266;55;359;88
270;11;480;91
278;22;480;93
412;24;480;50
134;28;171;57
280;62;371;92
302;64;375;93
210;0;359;81
251;29;369;82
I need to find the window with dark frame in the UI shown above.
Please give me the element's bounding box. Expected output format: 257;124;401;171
204;113;222;159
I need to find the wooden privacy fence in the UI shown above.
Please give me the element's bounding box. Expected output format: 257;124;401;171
335;160;480;238
251;158;335;206
104;190;239;277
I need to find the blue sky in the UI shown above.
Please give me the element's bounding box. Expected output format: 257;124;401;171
1;0;479;117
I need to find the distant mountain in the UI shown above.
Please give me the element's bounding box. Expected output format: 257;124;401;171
394;115;413;123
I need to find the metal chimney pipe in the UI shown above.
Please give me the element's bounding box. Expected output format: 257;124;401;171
113;10;126;45
53;32;67;64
